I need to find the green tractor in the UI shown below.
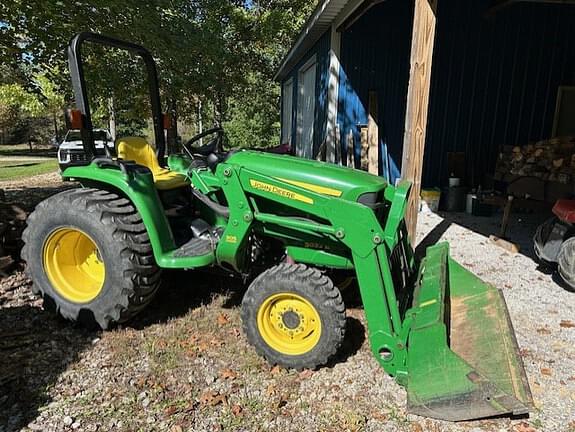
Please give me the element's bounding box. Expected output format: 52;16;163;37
23;33;532;421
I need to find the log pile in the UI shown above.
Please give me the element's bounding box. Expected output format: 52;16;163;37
495;136;575;184
0;191;28;276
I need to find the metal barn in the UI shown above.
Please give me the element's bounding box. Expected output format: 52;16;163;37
276;0;575;235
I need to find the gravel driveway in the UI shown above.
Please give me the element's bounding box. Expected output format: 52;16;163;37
0;182;573;432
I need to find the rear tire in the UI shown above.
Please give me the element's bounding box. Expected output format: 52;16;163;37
241;263;345;370
22;188;161;329
557;237;575;292
533;217;558;266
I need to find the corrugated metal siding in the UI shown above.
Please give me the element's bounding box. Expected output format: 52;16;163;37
283;0;575;186
423;0;575;187
280;30;331;156
337;0;414;183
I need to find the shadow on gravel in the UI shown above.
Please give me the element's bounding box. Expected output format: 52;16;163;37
3;185;77;211
0;304;95;432
126;269;246;330
127;269;367;364
330;317;365;366
416;210;552;264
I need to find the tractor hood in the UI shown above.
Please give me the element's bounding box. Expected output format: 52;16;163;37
226;150;387;203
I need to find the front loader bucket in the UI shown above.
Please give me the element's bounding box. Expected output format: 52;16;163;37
407;242;533;421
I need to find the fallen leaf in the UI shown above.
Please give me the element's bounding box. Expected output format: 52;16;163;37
199;390;227;407
217;313;229;326
164;406;179;416
266;383;276;396
276;394;288;409
170;426;183;432
513;421;536;432
540;367;552;376
298;369;313;379
370;411;388;421
219;368;237;380
270;365;282;375
209;337;224;347
560;320;575;328
229;327;241;338
410;422;423;432
231;404;243;416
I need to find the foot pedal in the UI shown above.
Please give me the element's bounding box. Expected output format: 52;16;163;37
173;237;215;257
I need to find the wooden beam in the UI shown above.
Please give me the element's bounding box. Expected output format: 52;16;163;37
368;91;379;175
360;126;369;171
401;0;437;246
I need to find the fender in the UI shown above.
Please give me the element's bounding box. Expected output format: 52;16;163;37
62;164;185;267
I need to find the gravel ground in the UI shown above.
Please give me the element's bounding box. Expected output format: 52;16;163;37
0;171;63;192
0;181;574;432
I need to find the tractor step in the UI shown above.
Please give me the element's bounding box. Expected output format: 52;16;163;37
173;237;216;258
407;242;532;421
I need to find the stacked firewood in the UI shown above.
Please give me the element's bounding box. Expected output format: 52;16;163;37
495;137;575;184
0;191;27;275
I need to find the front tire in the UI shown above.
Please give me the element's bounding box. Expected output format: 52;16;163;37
241;263;345;370
22;188;161;329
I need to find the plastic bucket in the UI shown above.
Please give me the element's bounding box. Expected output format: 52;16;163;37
421;189;441;212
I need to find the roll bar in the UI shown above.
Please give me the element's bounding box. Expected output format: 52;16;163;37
67;32;166;161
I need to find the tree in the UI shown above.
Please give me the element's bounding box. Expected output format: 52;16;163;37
0;0;317;148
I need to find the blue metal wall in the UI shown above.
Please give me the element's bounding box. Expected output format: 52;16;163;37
280;30;331;155
424;0;575;187
337;0;414;183
281;0;575;187
337;0;575;187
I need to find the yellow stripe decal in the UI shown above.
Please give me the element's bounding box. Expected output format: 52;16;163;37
275;177;343;197
249;179;314;204
419;299;437;307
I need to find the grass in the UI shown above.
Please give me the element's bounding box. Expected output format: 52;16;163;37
0;143;56;157
0;160;59;180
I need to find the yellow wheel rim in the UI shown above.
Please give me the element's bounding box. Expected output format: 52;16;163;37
257;293;321;356
43;227;105;303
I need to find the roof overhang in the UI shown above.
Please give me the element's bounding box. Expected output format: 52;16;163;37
274;0;365;81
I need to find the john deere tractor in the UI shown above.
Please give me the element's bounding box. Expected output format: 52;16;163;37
22;33;532;421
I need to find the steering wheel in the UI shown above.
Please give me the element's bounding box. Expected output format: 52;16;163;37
182;127;224;159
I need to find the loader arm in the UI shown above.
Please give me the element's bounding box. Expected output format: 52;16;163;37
210;153;532;421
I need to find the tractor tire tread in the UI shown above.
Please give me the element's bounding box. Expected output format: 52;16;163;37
241;263;345;370
22;188;161;329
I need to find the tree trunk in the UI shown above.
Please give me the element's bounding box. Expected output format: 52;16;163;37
166;98;179;155
108;97;116;141
198;100;203;146
52;111;59;141
214;93;225;152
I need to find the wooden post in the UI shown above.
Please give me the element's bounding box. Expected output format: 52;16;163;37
360;126;369;171
368;91;379;175
347;129;355;168
401;0;437;246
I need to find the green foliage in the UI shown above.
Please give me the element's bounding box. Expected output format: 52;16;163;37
0;0;317;147
224;72;281;149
